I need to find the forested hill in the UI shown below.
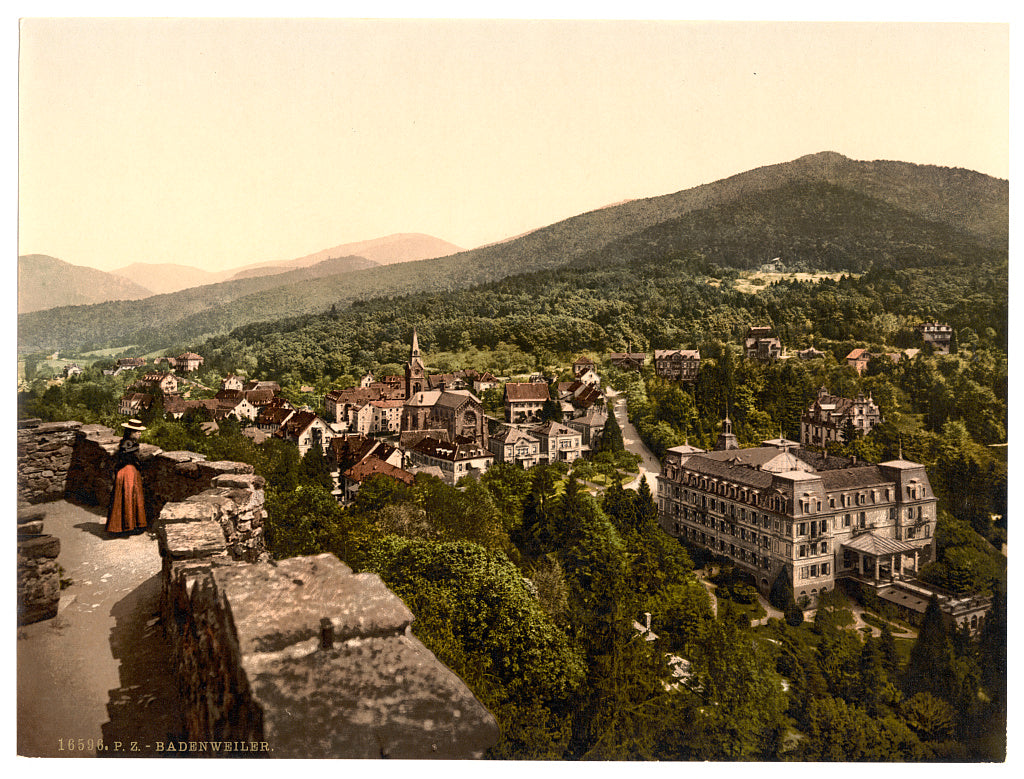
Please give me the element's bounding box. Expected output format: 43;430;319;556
199;179;1006;389
17;254;377;354
18;152;1007;355
570;180;1006;273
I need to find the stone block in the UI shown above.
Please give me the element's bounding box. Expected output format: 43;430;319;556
18;520;45;535
212;473;266;490
211;554;414;656
196;461;255;482
77;423;115;436
161;450;208;465
248;633;499;759
160;501;218;524
36;421;82;434
18;535;60;559
17;506;46;524
159;520;228;561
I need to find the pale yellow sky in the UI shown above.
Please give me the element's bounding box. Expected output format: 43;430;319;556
18;19;1009;273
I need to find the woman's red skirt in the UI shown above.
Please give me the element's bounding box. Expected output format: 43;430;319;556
106;464;147;533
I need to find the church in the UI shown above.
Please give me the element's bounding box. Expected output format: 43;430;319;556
400;329;489;447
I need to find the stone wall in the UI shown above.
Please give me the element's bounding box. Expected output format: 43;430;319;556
17;419;82;506
62;424;259;538
16;420;499;757
158;493;500;757
17;506;61;625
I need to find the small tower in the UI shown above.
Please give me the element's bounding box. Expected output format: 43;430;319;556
405;328;426;400
714;415;739;451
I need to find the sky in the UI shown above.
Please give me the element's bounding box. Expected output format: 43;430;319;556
17;17;1009;273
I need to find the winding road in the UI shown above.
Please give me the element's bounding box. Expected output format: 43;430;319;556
605;389;661;492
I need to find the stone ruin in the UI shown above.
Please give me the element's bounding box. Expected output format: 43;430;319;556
16;418;499;758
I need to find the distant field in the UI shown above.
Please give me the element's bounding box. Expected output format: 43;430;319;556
734;270;856;294
80;346;139;357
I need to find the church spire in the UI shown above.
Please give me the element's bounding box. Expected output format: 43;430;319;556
405;326;426;400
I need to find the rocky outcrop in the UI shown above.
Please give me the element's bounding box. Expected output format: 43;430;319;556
17;506;61;625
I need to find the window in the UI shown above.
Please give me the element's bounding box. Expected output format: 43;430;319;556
821;563;830;576
844;513;851;527
799;545;807;558
859;512;866;528
810;564;818;577
798;522;806;536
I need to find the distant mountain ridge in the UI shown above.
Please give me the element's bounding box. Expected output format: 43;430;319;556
227;233;464;280
111;263;237;295
18;254;377;353
18;254;154;314
17;152;1008;355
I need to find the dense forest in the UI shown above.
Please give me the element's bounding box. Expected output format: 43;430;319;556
18;153;1008;761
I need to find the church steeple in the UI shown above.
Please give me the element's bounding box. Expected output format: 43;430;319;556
405;327;426;399
714;414;738;451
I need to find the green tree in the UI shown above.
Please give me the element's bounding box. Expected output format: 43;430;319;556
597;404;625;453
367;537;585;759
681;618;788;760
299;439;333;490
264;484;346;559
905;595;955;701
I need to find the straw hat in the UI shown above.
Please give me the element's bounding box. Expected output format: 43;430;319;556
122;418;147;432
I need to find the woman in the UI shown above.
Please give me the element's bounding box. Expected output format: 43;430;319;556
106;418;148;534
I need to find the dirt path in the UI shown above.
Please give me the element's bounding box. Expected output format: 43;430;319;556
17;501;185;758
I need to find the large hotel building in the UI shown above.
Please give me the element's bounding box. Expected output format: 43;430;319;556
657;419;938;605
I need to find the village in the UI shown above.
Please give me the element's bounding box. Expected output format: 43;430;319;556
85;320;988;631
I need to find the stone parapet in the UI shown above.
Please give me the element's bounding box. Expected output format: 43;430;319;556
17;419;499;756
161;549;499;758
17;506;61;625
17;420;82;506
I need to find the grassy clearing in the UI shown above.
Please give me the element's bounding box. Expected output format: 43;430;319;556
734;271;855;294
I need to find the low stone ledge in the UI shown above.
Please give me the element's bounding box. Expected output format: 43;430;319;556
159;501;218;524
161;450;209;465
213;555;414;655
213;473;266;490
247;632;500;759
18;520;45;536
18;535;61;559
35;421;83;434
159;520;229;561
18;533;62;625
18;506;46;525
18;418;43;429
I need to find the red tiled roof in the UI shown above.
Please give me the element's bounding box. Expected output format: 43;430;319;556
504;382;550;402
344;456;415;487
